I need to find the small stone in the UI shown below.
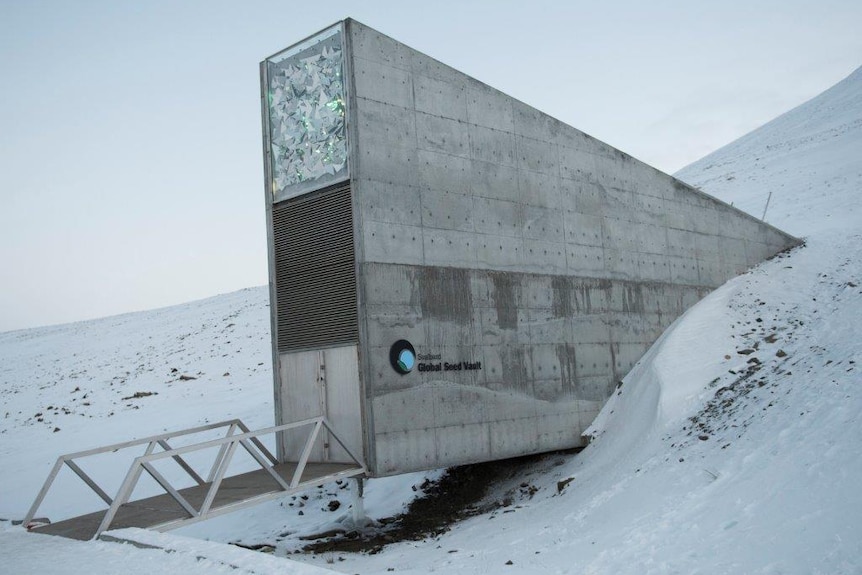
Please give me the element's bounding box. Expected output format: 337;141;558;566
698;434;709;441
557;477;574;493
776;349;787;358
505;560;514;565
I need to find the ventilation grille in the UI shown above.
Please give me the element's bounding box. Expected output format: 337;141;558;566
273;182;357;352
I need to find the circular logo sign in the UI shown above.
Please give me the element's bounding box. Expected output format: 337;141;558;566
389;340;416;375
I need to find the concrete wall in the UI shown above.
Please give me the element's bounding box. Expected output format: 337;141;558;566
344;20;799;475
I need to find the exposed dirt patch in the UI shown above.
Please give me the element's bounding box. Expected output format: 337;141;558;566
301;450;578;555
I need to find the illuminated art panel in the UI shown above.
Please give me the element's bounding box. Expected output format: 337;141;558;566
265;25;347;201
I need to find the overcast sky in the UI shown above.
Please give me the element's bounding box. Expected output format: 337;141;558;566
1;0;860;333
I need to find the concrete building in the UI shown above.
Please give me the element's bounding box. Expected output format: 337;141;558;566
260;19;799;477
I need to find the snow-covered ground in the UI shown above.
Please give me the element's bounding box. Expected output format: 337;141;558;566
0;287;275;521
2;65;860;573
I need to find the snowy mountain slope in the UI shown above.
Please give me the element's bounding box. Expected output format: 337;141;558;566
3;65;862;574
676;65;862;236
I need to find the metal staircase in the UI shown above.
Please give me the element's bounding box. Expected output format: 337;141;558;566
24;417;366;540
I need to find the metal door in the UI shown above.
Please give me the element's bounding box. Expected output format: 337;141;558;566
278;344;363;463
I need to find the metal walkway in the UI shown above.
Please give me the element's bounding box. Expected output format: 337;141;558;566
24;417;366;541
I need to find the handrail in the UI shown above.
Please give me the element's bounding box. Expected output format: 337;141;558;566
25;416;366;540
52;419;246;461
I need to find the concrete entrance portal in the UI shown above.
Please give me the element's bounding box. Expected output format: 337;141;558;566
261;19;801;478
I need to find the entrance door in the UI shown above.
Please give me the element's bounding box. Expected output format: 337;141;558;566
278;344;363;464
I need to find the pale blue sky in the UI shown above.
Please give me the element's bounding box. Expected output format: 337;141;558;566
1;0;860;332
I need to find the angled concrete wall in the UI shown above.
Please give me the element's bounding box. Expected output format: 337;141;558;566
342;20;798;475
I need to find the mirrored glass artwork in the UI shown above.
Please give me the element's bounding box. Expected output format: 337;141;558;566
266;25;347;200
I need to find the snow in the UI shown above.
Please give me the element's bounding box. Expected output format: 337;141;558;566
0;287;276;521
2;65;861;573
0;524;337;575
675;65;862;237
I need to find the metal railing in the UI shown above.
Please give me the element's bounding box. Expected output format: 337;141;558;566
24;417;365;539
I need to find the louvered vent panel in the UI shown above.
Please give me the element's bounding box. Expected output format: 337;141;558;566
273;182;357;352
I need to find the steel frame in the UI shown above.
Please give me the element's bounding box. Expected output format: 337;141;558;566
24;417;365;539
